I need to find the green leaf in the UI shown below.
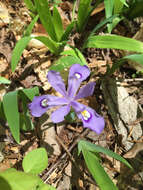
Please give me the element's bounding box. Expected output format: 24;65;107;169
83;34;143;53
78;140;132;169
22;87;39;101
77;0;92;32
108;54;143;75
114;0;124;14
89;14;118;36
61;21;75;41
24;15;39;37
0;77;11;84
11;36;32;72
104;0;114;33
119;0;128;7
125;0;143;19
50;55;84;71
61;47;87;65
0;169;45;190
0;101;6;121
35;36;63;55
3;91;20;143
24;0;36;12
34;0;57;41
52;6;64;41
123;53;143;65
82;149;118;190
22;148;48;174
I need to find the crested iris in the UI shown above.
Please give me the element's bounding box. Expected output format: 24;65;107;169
29;64;105;134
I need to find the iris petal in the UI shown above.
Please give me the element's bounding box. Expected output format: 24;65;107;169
28;95;50;117
71;101;105;134
67;64;90;98
51;105;71;123
75;82;95;100
47;70;66;97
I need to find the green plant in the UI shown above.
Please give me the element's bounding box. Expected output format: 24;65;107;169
0;148;56;190
0;87;39;143
78;140;132;190
11;0;75;72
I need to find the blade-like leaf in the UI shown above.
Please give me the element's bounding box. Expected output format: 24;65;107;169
34;0;57;41
35;36;63;55
61;47;87;65
24;0;36;12
3;91;20;143
11;36;32;72
108;54;143;75
61;21;75;41
83;34;143;53
77;0;92;32
24;15;39;37
22;148;48;174
104;0;114;33
114;0;124;14
82;149;118;190
0;77;11;84
53;6;64;41
78;140;132;168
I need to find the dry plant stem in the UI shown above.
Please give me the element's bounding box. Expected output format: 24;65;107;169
42;129;90;183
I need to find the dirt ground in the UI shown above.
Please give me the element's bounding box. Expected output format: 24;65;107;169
0;0;143;189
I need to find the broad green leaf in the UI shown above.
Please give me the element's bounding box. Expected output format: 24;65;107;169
24;0;36;12
22;87;39;101
0;77;11;84
34;0;57;41
24;15;39;37
11;36;32;72
77;0;93;32
83;34;143;53
61;21;75;41
35;36;63;55
3;91;20;143
82;149;118;190
0;169;48;190
53;6;64;41
50;55;84;71
22;148;48;174
78;140;132;169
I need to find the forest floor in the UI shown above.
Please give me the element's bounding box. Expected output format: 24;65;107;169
0;0;143;189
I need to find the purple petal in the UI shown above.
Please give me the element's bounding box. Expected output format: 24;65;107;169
67;64;90;98
47;70;66;97
29;95;68;117
47;95;69;106
28;95;50;117
71;101;105;134
75;82;96;100
51;105;71;123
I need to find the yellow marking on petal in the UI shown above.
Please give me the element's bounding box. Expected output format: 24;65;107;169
81;110;91;120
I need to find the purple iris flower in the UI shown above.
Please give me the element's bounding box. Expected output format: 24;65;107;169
29;64;105;134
